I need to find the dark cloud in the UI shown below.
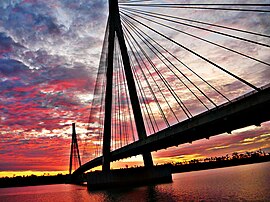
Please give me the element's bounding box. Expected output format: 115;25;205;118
0;32;24;57
0;59;28;76
1;3;57;41
0;33;14;55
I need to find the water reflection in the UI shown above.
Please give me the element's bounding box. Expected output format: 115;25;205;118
87;183;178;202
146;185;178;202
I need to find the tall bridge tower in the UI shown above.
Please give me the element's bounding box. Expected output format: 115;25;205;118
102;0;153;171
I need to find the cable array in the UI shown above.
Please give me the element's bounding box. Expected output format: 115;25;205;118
119;1;269;132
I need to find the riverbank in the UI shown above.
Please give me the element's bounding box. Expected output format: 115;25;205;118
171;154;270;173
0;174;70;188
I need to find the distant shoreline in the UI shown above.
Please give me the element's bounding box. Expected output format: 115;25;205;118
0;155;269;188
171;155;270;174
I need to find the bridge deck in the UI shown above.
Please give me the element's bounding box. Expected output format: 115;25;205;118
73;85;270;176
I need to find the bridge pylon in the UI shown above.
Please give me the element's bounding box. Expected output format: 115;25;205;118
102;0;153;171
69;123;82;174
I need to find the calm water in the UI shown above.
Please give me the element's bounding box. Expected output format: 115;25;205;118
0;162;269;202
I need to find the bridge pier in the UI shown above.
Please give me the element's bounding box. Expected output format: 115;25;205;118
87;165;172;190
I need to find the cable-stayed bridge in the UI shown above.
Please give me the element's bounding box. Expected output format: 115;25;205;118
70;1;270;180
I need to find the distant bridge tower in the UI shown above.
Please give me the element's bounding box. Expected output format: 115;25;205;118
69;123;81;174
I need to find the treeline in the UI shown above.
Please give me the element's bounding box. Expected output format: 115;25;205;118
0;174;70;188
170;149;270;173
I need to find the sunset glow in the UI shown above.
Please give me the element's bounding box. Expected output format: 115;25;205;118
1;0;270;178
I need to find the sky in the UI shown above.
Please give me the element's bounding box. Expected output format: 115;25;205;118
0;0;270;177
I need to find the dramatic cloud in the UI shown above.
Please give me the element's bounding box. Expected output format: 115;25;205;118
0;0;269;175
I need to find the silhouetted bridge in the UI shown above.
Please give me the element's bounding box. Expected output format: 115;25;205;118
73;85;270;176
70;1;270;185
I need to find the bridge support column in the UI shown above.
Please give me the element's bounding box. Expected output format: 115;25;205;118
87;166;172;190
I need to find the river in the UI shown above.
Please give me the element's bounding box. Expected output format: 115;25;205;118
0;162;269;201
